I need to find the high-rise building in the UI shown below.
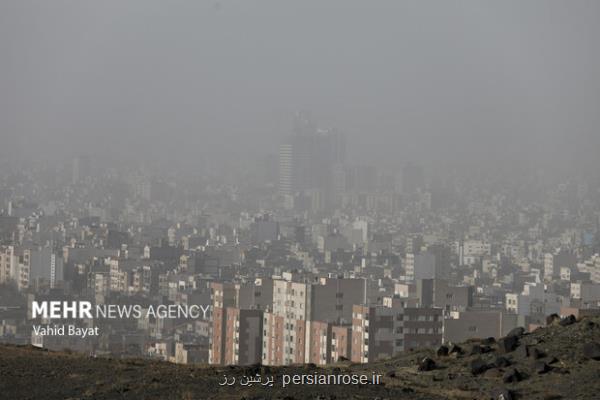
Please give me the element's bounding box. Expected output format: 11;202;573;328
223;308;263;366
278;143;294;196
0;245;30;290
351;299;443;363
305;322;353;365
260;277;366;366
210;279;273;365
29;247;64;289
413;246;450;281
0;246;13;284
278;113;346;210
262;279;311;365
72;155;91;185
209;282;239;365
250;215;279;244
310;277;366;324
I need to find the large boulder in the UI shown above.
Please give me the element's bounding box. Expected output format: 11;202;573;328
507;327;526;338
449;344;463;356
418;357;436;371
436;345;449;357
498;335;519;353
470;358;490;375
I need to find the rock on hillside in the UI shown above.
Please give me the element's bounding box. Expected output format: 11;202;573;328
1;316;600;399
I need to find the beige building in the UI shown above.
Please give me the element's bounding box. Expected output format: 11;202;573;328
264;279;311;365
0;245;30;290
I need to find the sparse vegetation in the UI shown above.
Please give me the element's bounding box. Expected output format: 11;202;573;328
2;316;600;399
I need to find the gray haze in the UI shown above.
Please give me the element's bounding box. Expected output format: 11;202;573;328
1;1;599;169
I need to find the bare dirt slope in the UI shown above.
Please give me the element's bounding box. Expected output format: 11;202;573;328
2;316;600;400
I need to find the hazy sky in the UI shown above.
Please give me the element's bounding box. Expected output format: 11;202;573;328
1;1;599;169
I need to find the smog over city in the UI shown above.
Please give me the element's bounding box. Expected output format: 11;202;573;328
1;1;600;400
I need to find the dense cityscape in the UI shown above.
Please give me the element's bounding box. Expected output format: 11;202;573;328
1;113;599;367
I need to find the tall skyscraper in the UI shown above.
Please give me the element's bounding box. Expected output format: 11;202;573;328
72;155;91;185
278;113;346;210
278;144;294;196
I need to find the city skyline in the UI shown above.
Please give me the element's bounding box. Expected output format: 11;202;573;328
1;2;600;399
1;1;600;171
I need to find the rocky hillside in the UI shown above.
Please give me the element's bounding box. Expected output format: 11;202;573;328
2;315;600;400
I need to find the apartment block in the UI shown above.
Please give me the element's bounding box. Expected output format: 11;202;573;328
223;307;263;365
209;282;239;365
0;245;30;290
351;299;443;363
267;279;311;365
330;324;352;362
444;310;519;343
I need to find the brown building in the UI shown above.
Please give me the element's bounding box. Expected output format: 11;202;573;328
308;320;331;365
262;312;285;365
223;307;263;365
209;282;238;365
351;305;375;363
331;324;352;362
262;310;308;366
210;280;273;365
303;321;353;365
215;277;367;366
263;279;310;365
